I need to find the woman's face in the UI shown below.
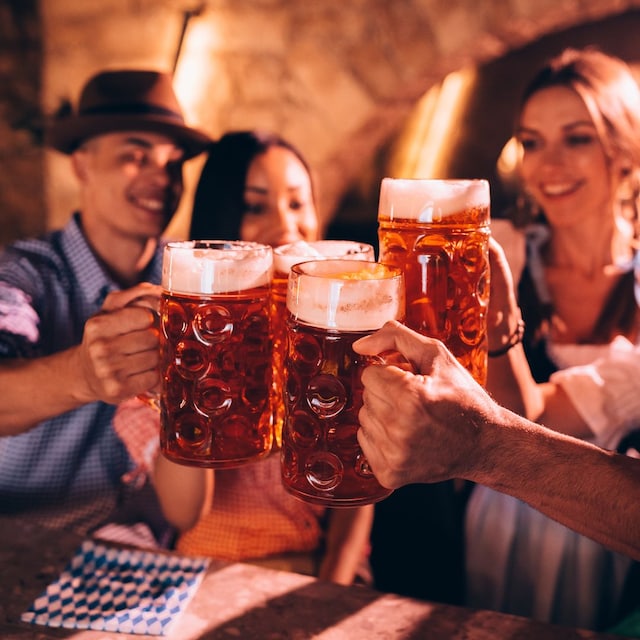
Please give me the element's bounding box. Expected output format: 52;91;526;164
239;146;319;246
516;85;615;230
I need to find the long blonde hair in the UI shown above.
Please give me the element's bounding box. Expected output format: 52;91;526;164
516;47;640;239
515;48;640;351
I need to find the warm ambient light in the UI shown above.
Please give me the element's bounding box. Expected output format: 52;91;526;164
387;67;477;179
165;12;218;242
496;135;522;191
173;17;219;125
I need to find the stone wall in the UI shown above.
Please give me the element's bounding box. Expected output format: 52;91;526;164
0;0;42;245
3;0;640;245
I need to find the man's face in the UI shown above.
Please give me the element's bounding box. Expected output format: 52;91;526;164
73;131;185;242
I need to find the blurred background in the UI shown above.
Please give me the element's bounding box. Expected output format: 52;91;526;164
3;0;640;248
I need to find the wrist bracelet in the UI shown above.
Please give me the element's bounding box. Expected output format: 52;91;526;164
488;319;525;358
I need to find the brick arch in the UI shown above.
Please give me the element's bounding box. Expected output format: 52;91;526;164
313;2;640;233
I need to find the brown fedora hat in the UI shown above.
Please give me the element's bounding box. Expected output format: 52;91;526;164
46;69;211;158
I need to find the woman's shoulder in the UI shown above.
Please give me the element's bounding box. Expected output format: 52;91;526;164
490;218;524;245
491;218;526;285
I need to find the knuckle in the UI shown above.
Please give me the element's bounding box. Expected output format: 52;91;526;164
87;339;111;364
102;377;128;403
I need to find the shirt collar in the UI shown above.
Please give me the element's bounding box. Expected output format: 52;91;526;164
60;213;164;310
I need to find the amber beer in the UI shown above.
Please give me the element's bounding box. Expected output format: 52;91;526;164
281;260;404;507
377;178;490;384
271;241;374;449
159;241;273;468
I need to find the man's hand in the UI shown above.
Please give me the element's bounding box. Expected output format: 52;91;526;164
353;321;493;488
76;283;162;404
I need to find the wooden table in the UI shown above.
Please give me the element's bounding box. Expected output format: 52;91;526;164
0;515;624;639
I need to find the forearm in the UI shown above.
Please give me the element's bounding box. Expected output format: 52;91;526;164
115;396;214;534
486;343;543;419
153;455;213;532
470;407;640;561
487;346;597;439
0;348;92;435
485;267;544;421
318;504;374;585
486;326;593;440
0;288;160;436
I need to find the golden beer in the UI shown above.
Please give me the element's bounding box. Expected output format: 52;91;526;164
281;260;404;507
159;241;273;468
271;241;374;449
377;179;490;384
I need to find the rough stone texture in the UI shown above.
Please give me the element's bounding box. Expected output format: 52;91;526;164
3;0;640;244
0;0;43;245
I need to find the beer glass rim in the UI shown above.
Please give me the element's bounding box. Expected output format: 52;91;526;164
287;259;405;331
273;241;375;274
381;177;488;186
162;239;273;295
166;240;271;252
378;177;490;223
274;239;374;256
290;259;401;279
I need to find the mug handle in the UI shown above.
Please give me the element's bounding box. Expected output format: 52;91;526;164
127;293;162;413
366;349;415;372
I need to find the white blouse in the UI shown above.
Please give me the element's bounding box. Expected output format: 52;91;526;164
549;337;640;450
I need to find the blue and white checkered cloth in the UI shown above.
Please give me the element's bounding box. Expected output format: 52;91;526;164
21;539;210;636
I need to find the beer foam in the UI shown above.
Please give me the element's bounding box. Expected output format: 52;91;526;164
274;240;373;273
163;241;272;294
379;178;489;222
287;262;404;331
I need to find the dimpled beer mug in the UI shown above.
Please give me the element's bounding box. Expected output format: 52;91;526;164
377;178;490;384
281;259;404;507
159;240;274;468
271;240;375;449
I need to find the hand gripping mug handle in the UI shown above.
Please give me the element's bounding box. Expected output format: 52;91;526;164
127;293;162;413
366;349;415;372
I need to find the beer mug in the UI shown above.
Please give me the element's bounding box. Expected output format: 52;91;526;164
281;259;405;507
377;178;490;384
271;240;375;449
159;240;274;468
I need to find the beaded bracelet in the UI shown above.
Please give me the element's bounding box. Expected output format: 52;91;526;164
488;319;526;358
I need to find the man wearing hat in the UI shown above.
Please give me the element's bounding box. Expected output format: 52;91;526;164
0;69;211;546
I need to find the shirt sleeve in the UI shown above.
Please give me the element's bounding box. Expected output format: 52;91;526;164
550;337;640;450
0;282;40;358
112;396;161;484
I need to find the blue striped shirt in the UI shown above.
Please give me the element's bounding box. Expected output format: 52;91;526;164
0;213;164;535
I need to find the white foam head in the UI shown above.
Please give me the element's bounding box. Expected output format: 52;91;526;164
273;240;374;273
378;178;489;222
163;241;272;294
287;260;404;331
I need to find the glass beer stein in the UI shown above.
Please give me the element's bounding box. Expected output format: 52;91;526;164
281;259;405;507
159;240;274;468
377;178;490;385
271;240;375;449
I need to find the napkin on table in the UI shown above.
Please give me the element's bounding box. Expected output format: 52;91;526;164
21;538;209;636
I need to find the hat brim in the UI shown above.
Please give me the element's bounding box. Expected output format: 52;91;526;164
46;114;211;159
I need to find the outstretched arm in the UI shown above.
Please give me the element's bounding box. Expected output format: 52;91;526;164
0;283;162;435
353;321;640;562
